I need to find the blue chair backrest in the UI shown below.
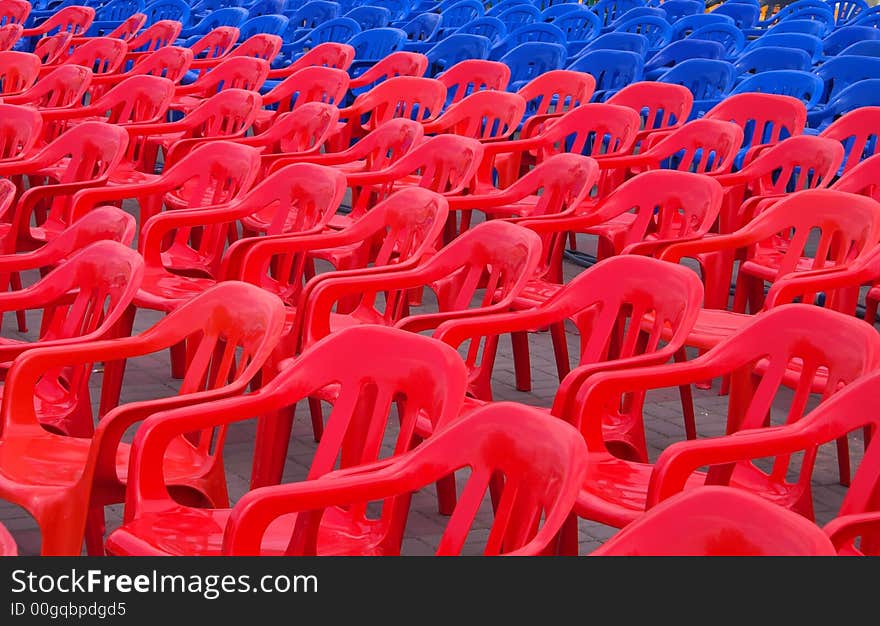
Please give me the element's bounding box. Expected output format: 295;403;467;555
567;49;644;99
592;0;647;27
732;69;823;110
494;3;542;28
437;0;483;31
96;0;145;22
605;6;665;30
486;0;533;17
743;32;823;63
830;0;869;25
348;27;407;60
733;46;812;76
768;18;826;36
286;1;338;29
579;31;649;58
823;26;880;57
645;39;725;78
284;16;360;55
191;0;243;19
809;79;880;130
687;22;745;57
553;9;601;42
248;0;285;18
542;4;588;21
659;0;702;23
840;40;880;57
143;0;190;26
425;33;491;73
755;0;833;30
500;41;567;89
383;0;414;23
816;56;880;103
345;5;391;30
712;1;758;28
401;12;441;42
180;6;247;37
457;17;507;45
613;15;671;51
670;13;733;39
489;22;566;59
659;58;736;100
240;13;288;38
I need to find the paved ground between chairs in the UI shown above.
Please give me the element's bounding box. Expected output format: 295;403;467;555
0;216;862;556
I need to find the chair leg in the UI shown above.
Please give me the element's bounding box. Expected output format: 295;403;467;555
251;404;296;489
11;272;25;331
556;513;579;556
836;436;852;487
511;331;531;392
674;348;697;440
99;305;136;418
307;397;324;442
436;474;457;516
170;339;187;379
550;322;570;382
84;505;105;556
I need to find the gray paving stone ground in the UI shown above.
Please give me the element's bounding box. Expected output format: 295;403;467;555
0;210;863;556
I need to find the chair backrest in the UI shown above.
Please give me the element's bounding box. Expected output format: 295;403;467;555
129;45;194;82
593;0;645;26
658;58;735;101
533;102;641;161
552;8;600;43
489;21;566;60
670;12;733;39
33;6;95;37
425;33;491;74
494;2;541;29
578;32;649;57
349;76;447;129
127;18;181;53
567;49;645;99
331;118;425;173
263;66;349;117
516;69;596;118
437;59;509;105
142;0;189;27
644;39;726;77
499;41;567;91
593;487;837;556
0;103;42;160
189;55;270;95
437;0;483;31
0;23;23;51
347;27;406;61
344;5;391;30
823;25;880;57
821;106;880;175
400;12;441;43
732;69;824;111
456;16;507;46
4;64;90;108
705;92;807;151
832;152;880;202
743;32;823;63
0;50;39;94
644;118;744;174
288;41;355;71
177;88;261;140
0;0;30;25
63;36;128;75
687;22;746;57
32;31;71;64
713;1;759;27
189;7;247;33
768;17;826;36
839;40;880;57
427;90;525;140
816;56;880;104
810;79;880;130
614;15;672;51
248;0;284;18
608;81;693;134
242;103;339;155
733;46;812;77
660;0;702;23
189;25;239;60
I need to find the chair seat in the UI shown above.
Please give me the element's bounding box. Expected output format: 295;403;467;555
134;268;216;311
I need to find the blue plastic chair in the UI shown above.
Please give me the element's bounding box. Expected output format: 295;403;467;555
747;0;834;34
767;18;827;37
712;1;759;28
554;10;601;57
807;79;880;130
487;0;534;18
670;13;734;39
248;0;286;18
500;41;567;91
742;33;823;64
345;5;391;30
425;33;491;74
279;17;360;66
566;49;644;101
489;22;567;60
190;0;244;21
645;39;725;80
383;0;415;23
456;17;507;47
239;13;288;40
178;7;247;39
400;12;441;47
86;0;146;37
613;15;671;52
435;0;484;37
494;3;542;29
592;0;647;28
830;0;869;25
143;0;191;27
659;0;702;23
840;40;880;57
733;46;812;79
576;32;650;59
816;56;880;104
542;3;588;21
852;4;880;25
659;58;736;118
603;6;666;31
731;70;824;110
687;22;745;58
284;1;339;40
823;26;880;58
348;27;407;76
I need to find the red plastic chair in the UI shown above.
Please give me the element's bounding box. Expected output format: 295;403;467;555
105;325;470;556
553;305;880;547
32;31;72;64
516;69;596;132
422;90;526;142
0;281;285;555
87;45;194;99
0;240;143;437
265;117;425;178
108;398;587;556
0;0;31;25
2;64;91;109
434;255;704;404
347;50;428;91
254;65;350;134
20;6;95;40
125;19;182;55
0;50;39;95
607;81;695;149
119;88;261;177
0;521;15;556
328;76;448;151
436;59;511;105
38;75;176;142
229;33;283;63
481;103;641;191
188;25;239;65
0;122;129;253
42;36;128;76
593;487;837;556
341;134;484;227
820;106;880;175
75;140;260;234
170;55;270;113
185;31;278;79
266;42;354;83
0;103;42;161
0;23;23;51
714;134;845;234
89;12;146;43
